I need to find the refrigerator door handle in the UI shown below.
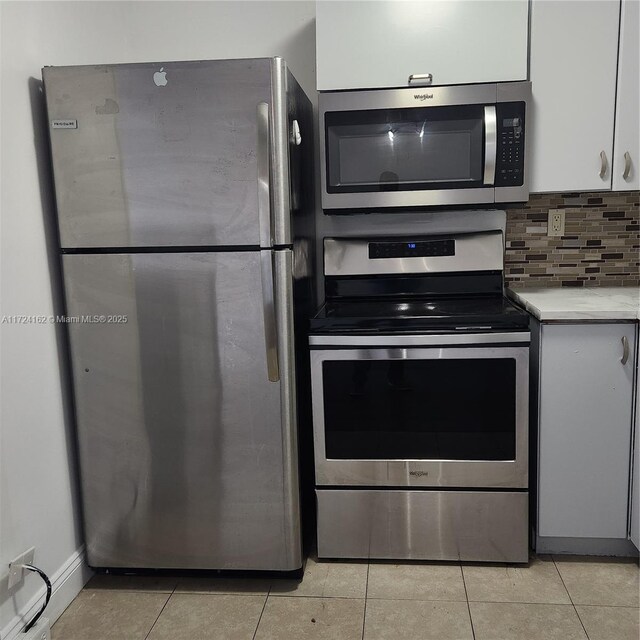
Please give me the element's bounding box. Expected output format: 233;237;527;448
258;102;279;381
273;248;302;566
257;102;272;248
260;250;280;382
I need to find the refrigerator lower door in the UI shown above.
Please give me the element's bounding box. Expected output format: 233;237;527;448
62;251;301;571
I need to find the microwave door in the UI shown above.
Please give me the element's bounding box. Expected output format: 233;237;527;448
320;101;496;211
483;106;497;186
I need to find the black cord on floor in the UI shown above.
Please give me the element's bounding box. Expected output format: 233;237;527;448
21;564;52;633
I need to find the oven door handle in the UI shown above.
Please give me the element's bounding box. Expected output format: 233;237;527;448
309;332;531;347
483;105;497;186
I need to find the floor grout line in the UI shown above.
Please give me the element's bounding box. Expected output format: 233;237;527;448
466;599;583;606
270;593;366;600
251;593;270;640
82;589;176;595
361;597;587;605
361;562;370;640
142;592;172;640
551;555;591;640
165;591;271;597
460;562;477;640
573;603;640;609
258;594;366;601
249;577;275;639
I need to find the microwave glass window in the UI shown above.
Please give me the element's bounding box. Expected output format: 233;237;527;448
325;105;485;193
322;358;516;461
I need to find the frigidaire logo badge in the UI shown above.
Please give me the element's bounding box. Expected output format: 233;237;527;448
409;471;429;477
414;93;434;101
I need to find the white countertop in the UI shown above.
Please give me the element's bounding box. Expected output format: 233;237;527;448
507;286;640;321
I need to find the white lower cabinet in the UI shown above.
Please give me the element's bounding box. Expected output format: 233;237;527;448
631;351;639;548
536;322;637;540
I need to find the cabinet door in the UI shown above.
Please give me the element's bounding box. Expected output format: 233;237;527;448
631;345;639;548
538;323;636;539
529;1;619;193
613;0;639;191
316;1;529;91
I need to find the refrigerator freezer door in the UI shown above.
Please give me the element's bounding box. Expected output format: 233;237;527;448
62;251;301;570
44;59;275;248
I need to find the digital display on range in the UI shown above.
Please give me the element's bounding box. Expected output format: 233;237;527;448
369;239;455;259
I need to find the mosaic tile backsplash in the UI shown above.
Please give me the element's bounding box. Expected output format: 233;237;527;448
505;190;639;288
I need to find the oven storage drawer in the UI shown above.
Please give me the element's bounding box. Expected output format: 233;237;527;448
317;489;529;562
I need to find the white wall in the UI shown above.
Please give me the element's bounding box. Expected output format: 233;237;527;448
0;2;316;636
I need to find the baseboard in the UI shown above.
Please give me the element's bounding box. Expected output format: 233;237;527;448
1;547;93;640
536;535;640;557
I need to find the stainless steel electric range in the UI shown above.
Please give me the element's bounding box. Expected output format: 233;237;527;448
309;230;530;563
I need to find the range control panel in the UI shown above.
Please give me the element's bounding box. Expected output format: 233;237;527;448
369;239;455;260
495;102;525;187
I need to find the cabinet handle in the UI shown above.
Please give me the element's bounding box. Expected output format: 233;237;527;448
621;336;629;365
623;151;632;180
599;150;608;179
408;73;433;86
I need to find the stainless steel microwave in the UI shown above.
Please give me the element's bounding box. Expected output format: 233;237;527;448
319;81;531;212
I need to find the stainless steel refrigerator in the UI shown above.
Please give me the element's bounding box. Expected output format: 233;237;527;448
43;58;315;571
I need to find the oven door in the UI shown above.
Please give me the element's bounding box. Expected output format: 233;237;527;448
310;334;529;489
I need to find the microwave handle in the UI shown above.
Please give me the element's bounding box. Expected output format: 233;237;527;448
483;106;497;186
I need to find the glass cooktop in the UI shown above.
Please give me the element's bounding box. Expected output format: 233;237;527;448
310;295;529;334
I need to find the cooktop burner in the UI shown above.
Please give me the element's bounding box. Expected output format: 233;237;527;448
310;295;529;334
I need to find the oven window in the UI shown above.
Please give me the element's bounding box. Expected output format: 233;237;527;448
322;358;516;460
325;105;485;193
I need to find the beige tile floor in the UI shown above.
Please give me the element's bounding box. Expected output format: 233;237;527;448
52;554;639;640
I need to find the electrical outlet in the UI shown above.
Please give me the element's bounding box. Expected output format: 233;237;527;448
548;209;565;237
7;547;35;590
21;617;51;640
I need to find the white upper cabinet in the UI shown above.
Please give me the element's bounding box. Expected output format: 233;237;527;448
529;1;620;193
316;0;529;91
613;0;639;191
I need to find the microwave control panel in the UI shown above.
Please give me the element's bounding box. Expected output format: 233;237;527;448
495;102;525;187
